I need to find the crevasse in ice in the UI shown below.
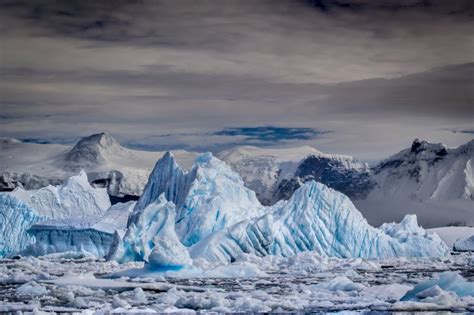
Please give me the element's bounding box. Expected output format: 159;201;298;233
190;181;449;263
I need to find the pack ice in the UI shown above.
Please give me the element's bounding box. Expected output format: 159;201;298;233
190;181;449;263
0;170;111;257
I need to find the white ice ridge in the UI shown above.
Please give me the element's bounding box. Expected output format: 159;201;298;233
24;201;135;257
190;181;449;263
109;194;192;268
9;170;110;219
129;152;265;247
0;194;45;257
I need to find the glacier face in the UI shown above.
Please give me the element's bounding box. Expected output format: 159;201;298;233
190;181;449;263
129;152;264;246
109;194;191;268
0;194;45;257
24;201;135;257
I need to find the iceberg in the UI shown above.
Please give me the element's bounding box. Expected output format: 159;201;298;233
190;181;449;263
129;152;264;246
401;271;474;301
109;194;191;268
453;235;474;251
10;170;111;219
0;194;46;257
24;201;135;257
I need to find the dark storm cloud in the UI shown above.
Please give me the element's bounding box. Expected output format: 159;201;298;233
0;0;473;160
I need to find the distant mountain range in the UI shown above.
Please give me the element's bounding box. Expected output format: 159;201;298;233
1;133;472;227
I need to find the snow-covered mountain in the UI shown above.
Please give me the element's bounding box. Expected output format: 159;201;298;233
219;140;473;227
355;139;473;227
217;145;372;205
369;139;473;201
0;133;198;200
190;181;448;263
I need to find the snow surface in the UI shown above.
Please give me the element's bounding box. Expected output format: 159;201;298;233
24;201;135;257
190;181;448;263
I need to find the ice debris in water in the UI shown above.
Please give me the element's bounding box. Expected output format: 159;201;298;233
401;271;474;301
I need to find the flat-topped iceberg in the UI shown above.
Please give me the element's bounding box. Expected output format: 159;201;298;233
190;181;449;263
24;201;135;257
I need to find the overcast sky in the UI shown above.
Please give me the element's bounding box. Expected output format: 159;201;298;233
1;0;473;161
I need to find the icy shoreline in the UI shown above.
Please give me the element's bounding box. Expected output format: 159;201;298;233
1;252;473;313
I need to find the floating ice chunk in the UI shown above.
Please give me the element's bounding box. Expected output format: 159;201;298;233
0;194;46;257
110;194;192;269
16;281;49;296
453;235;474;251
401;272;474;301
314;276;365;292
191;181;449;263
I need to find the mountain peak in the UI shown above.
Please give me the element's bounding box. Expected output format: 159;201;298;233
64;132;124;166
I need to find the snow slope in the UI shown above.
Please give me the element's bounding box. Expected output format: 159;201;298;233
25;201;135;257
218;145;371;205
129;152;265;247
0;133;198;198
190;181;448;263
